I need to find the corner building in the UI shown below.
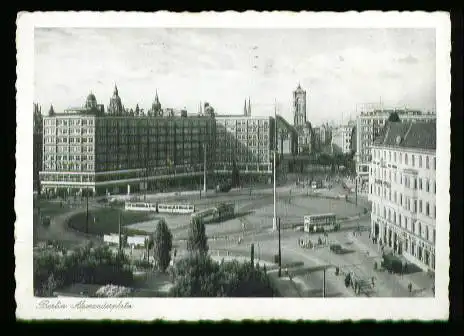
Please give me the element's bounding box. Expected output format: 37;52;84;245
214;115;275;184
40;91;215;196
368;122;436;273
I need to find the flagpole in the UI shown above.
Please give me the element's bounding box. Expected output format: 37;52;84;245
273;99;277;231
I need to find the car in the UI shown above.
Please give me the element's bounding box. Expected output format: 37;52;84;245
330;244;343;254
41;216;51;227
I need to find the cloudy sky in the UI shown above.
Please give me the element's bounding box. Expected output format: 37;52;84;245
34;28;436;125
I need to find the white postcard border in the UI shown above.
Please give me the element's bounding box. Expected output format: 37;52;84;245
15;11;451;321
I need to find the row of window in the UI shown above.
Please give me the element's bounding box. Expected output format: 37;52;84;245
44;119;95;126
371;185;436;219
373;203;436;243
371;170;436;194
373;149;436;170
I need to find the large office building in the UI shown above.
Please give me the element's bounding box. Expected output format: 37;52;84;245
368;121;436;272
33;103;43;192
214;104;276;184
355;108;436;192
331;125;354;154
40;88;215;196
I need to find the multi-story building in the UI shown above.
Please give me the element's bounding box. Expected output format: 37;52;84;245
214;114;275;184
368;122;436;272
355;108;436;191
33;103;43;192
331;125;354;154
40;89;215;196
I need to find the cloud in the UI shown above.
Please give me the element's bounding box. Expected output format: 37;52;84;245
34;28;436;125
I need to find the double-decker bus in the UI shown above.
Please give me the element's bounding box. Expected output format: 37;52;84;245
304;213;339;233
157;203;195;214
125;202;157;212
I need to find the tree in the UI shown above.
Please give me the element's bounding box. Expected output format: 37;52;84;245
187;217;208;255
34;244;134;297
169;254;276;297
153;219;173;272
388;112;401;122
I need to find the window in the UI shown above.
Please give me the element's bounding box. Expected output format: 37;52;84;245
419;178;423;190
433;157;436;170
426;156;429;169
426;180;430;192
414;200;417;213
394;152;397;162
419;200;423;213
412;155;415;167
405;154;408;165
419;155;423;168
426;202;430;216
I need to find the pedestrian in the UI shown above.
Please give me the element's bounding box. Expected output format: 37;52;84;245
432;285;435;295
408;282;413;293
371;276;375;287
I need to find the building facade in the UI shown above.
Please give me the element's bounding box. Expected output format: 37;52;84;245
214;115;275;184
40;90;215;196
368;122;436;272
355;109;436;191
293;84;307;127
331;125;354;154
33;103;43;192
291;84;313;154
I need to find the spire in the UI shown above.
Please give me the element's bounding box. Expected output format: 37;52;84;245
155;89;159;102
244;99;247;116
48;104;55;116
248;97;251;116
114;84;118;96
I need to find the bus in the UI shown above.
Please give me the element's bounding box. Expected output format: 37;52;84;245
304;213;339;233
124;202;157;212
157;203;195;214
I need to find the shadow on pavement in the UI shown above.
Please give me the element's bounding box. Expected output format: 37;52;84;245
402;263;423;275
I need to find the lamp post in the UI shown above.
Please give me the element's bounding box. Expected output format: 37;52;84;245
278;217;282;277
203;143;207;193
273;100;277;231
85;188;89;234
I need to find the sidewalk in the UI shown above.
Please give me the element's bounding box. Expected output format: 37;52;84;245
354;231;434;297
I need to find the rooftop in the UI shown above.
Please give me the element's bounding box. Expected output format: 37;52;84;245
373;121;436;151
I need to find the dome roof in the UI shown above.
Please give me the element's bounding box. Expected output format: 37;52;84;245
87;93;97;103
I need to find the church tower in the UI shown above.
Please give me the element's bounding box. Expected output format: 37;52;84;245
151;90;163;116
108;84;124;115
293;83;307;127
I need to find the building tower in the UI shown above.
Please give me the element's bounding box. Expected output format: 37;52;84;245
244;99;248;116
85;92;98;110
108;84;124;115
151;90;163;116
248;97;251;116
293;83;307;127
